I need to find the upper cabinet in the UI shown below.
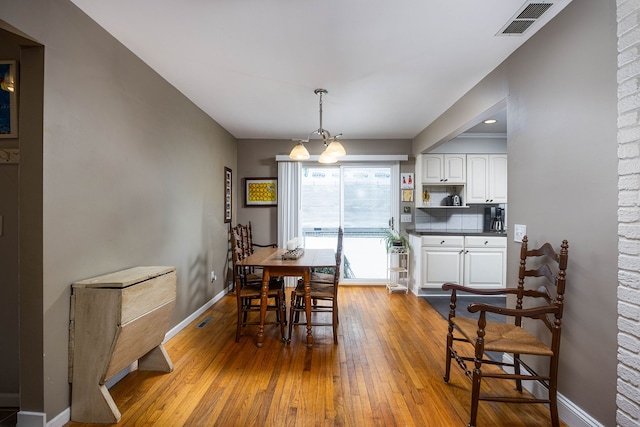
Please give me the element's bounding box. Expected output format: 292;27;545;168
419;154;466;184
466;154;508;204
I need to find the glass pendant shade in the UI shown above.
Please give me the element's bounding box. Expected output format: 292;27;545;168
318;149;338;164
289;142;310;160
324;139;346;157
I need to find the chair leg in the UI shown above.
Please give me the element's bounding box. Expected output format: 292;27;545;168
549;354;560;427
469;366;481;427
277;292;286;341
514;354;523;392
444;325;454;383
332;303;338;344
287;291;296;344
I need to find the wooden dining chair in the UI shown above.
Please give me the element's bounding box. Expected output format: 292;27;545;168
230;226;285;342
442;235;569;427
288;227;343;344
229;222;278;292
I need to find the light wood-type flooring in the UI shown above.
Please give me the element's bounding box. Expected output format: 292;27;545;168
66;286;566;427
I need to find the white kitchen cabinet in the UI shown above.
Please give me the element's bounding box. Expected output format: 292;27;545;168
420;236;464;288
414;235;506;292
463;236;507;288
466;154;507;204
419;154;466;184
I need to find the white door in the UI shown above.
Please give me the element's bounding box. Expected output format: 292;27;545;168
300;164;398;283
466;154;489;204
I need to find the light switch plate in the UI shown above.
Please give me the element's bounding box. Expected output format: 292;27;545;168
401;214;412;223
514;224;526;243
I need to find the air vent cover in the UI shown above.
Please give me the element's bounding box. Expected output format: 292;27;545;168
498;2;554;36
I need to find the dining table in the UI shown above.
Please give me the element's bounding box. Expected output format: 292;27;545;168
238;247;336;347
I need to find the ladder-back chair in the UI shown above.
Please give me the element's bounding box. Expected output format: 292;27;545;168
442;235;569;427
230;225;285;342
288;227;343;344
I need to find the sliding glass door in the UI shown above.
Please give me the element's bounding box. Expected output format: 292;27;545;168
300;163;398;283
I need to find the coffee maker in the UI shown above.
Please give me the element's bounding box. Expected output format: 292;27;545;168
484;206;505;232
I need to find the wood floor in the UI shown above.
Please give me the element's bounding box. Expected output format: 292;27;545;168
66;286;564;427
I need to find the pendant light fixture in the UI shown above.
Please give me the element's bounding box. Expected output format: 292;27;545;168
289;88;346;163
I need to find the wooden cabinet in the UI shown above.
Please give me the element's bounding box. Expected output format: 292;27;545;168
414;235;506;291
466;154;508;204
418;154;466;184
69;266;177;423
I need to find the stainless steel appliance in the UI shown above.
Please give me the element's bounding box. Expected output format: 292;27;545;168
484;206;505;232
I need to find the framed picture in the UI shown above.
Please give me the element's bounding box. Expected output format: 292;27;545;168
402;189;414;202
224;167;232;223
0;60;17;138
245;177;277;207
401;173;414;189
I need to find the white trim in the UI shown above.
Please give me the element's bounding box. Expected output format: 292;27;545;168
45;408;69;427
17;411;46;427
501;354;605;427
456;132;506;139
275;154;408;162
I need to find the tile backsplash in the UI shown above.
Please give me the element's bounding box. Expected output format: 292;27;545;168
414;204;507;232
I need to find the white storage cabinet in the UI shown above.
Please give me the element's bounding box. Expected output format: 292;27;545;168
418;154;466;184
415;235;506;291
466;154;508;204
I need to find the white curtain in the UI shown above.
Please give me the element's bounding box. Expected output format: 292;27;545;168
277;161;300;287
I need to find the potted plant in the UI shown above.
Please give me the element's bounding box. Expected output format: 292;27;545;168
382;228;410;252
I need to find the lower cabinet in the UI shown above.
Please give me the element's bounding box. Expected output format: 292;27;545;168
410;234;506;293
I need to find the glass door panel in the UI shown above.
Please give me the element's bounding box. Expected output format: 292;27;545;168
300;164;393;283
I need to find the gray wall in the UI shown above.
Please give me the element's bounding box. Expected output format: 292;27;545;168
1;0;237;419
414;0;618;424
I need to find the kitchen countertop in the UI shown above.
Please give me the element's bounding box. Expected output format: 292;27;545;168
406;229;507;237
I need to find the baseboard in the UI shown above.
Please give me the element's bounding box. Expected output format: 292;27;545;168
46;286;229;427
164;285;229;341
17;411;46;427
501;354;604;427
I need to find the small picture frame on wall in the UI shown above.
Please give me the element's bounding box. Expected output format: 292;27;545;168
224;167;232;223
245;177;277;207
401;173;414;189
0;60;18;138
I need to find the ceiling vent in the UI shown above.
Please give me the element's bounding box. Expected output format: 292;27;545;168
497;2;554;36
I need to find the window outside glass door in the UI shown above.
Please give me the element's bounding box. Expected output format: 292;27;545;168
300;164;396;283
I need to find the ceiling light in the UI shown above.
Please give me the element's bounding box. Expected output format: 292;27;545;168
289;88;346;162
289;141;310;160
484;119;497;124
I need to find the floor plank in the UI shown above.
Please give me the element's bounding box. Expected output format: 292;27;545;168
65;286;566;427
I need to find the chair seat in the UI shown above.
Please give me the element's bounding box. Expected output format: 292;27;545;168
310;271;335;283
294;281;335;299
452;317;554;356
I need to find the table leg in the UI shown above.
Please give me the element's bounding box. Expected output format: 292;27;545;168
303;268;313;347
257;266;270;348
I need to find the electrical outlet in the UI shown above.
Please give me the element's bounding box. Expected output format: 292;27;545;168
210;271;216;282
514;224;526;243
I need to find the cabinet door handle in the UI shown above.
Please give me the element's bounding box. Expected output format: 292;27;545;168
484;241;489;245
459;250;464;254
440;240;445;244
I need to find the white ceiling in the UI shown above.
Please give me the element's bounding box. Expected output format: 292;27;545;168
69;0;570;140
